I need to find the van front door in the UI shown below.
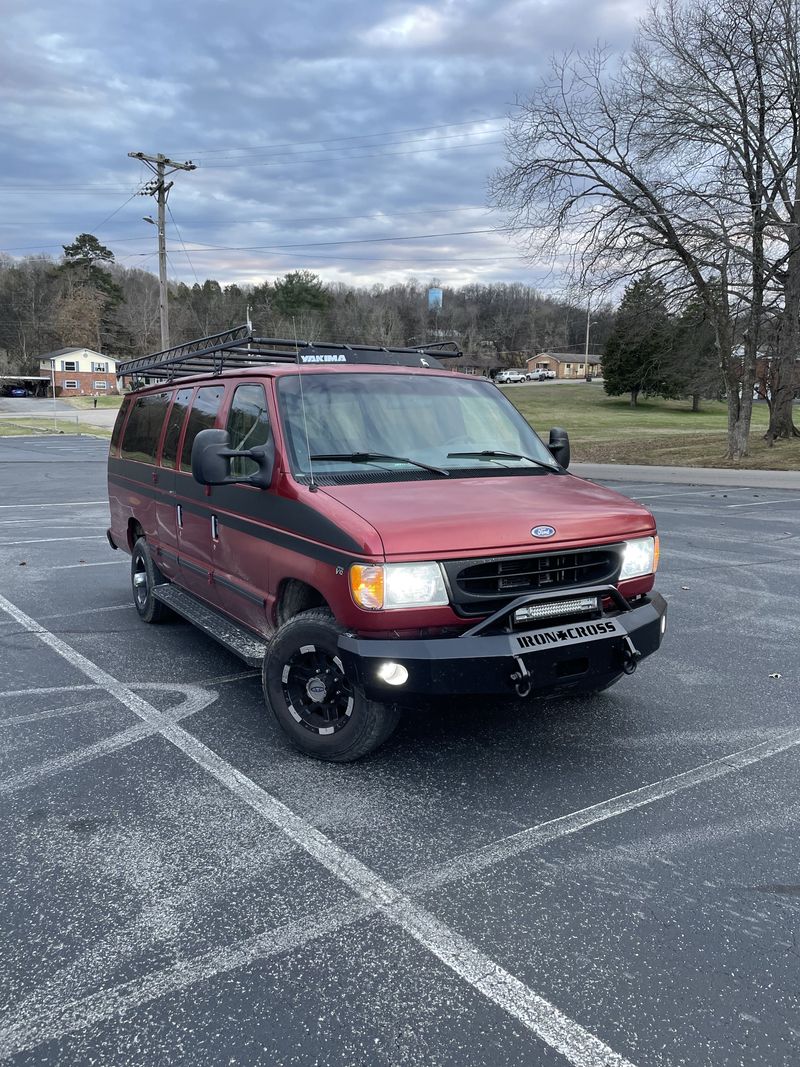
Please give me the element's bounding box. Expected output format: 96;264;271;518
212;382;273;635
154;386;193;580
174;384;226;604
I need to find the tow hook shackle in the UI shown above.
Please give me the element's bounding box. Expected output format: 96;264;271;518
622;635;642;676
510;656;532;698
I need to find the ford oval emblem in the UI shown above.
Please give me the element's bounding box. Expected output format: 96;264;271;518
531;525;556;538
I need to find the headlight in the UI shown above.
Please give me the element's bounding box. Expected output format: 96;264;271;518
349;562;448;609
619;536;659;580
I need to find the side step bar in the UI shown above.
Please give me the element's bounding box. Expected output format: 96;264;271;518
153;584;268;667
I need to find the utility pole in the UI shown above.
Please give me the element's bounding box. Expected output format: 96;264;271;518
128;152;196;350
584;301;598;381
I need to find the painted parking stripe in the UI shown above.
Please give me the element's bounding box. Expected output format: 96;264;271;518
0;501;106;509
630;487;754;501
0;902;374;1059
48;560;127;570
0;536;107;546
406;726;800;893
0;590;635;1067
726;498;800;508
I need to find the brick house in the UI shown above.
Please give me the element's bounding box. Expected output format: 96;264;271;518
37;347;120;396
526;351;603;379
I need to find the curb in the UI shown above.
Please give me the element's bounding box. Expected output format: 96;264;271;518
571;462;800;490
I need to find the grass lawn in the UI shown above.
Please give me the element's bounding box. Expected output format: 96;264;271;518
502;382;800;470
0;420;93;437
65;395;124;409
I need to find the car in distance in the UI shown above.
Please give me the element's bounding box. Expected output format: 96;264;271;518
108;325;666;762
495;369;527;384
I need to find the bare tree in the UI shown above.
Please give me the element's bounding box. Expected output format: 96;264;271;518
491;0;800;458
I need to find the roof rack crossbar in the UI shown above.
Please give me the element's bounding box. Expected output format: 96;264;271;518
117;324;463;382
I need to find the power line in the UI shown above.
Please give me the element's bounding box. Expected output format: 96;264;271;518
194;128;504;164
166;204;201;288
176;116;507;156
129;228;500;254
0;204;494;241
0;209;500;254
201;139;505;170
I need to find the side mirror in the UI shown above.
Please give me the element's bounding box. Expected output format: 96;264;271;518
548;427;570;469
191;428;274;489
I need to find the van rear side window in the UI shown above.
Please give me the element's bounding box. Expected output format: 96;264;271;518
161;388;193;469
110;397;131;455
120;392;170;464
180;386;225;472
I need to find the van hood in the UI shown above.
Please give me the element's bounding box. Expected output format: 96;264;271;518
320;473;655;557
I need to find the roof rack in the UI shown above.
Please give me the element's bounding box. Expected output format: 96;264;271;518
117;324;462;383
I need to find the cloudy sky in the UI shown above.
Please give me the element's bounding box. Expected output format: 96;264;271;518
2;0;645;293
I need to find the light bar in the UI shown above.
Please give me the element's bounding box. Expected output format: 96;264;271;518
513;596;599;625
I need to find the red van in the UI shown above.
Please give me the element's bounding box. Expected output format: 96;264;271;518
108;326;666;761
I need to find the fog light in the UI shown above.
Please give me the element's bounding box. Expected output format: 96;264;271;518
377;662;408;686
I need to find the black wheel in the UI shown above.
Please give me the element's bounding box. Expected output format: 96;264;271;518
262;608;400;762
131;537;171;624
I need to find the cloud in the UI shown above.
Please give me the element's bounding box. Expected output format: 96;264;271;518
0;0;648;292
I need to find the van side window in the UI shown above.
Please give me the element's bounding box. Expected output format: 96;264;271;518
110;396;131;456
160;388;193;469
120;392;171;464
226;384;271;479
180;385;225;473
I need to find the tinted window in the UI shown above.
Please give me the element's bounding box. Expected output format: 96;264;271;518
110;396;131;454
120;393;170;464
180;385;225;473
161;388;193;469
225;384;270;478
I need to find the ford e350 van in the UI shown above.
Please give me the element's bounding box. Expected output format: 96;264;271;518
107;325;666;761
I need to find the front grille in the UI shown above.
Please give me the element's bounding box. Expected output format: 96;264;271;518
443;546;622;616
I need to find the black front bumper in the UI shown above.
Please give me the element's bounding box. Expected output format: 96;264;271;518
338;587;667;701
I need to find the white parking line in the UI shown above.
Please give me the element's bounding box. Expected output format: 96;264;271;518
0;683;219;795
0;536;107;546
48;560;126;570
0;501;106;509
0;590;635;1067
0;699;110;727
726;498;800;508
0;902;374;1060
630;487;754;501
404;727;800;892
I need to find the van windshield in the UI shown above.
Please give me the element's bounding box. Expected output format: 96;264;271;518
277;373;559;478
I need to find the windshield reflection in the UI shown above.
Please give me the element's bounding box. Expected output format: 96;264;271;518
277;373;558;476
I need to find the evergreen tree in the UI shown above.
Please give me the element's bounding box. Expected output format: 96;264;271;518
669;299;721;411
272;271;329;317
603;274;674;407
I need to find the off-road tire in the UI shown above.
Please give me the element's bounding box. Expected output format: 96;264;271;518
131;537;171;624
263;608;400;762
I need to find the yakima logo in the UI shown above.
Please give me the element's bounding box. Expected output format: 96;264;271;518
516;620;618;649
300;354;347;363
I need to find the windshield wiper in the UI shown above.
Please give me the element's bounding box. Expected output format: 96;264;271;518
310;452;450;477
446;449;559;472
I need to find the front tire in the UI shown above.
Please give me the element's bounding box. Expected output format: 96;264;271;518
131;537;171;624
262;609;400;762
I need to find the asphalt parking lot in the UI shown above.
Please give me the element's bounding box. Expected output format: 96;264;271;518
1;435;799;1066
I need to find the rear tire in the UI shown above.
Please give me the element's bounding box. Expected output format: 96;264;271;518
131;537;171;624
262;608;400;762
